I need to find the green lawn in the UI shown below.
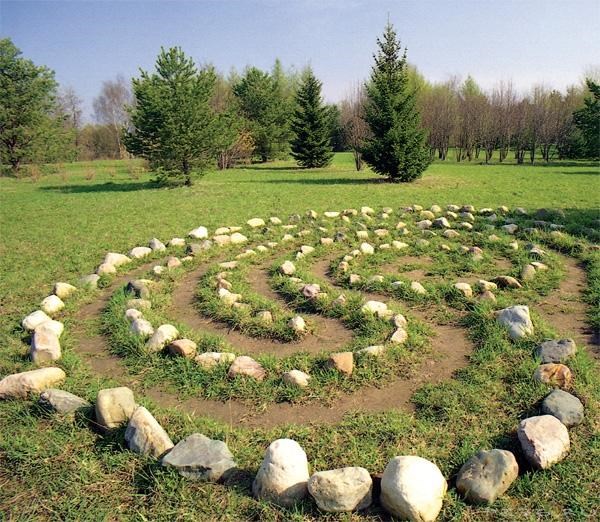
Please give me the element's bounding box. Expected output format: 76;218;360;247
0;153;599;520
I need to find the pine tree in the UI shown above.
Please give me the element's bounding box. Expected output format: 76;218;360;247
362;23;430;181
290;69;333;168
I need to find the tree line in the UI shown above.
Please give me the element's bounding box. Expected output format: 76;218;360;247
1;30;598;182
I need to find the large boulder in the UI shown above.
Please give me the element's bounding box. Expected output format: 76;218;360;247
536;339;577;364
145;324;179;353
30;324;62;363
0;367;66;399
22;310;52;332
125;406;174;458
308;467;372;512
456;449;518;505
541;389;584;427
95;386;136;429
496;305;533;340
380;456;447;522
161;433;237;482
517;415;570;469
39;389;90;415
252;438;310;507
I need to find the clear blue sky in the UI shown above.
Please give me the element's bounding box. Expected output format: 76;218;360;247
2;0;599;120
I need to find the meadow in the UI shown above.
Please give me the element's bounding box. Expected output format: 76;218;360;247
0;153;599;520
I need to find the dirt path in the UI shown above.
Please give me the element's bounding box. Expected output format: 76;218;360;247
537;254;599;357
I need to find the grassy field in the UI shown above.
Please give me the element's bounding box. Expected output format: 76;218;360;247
1;153;599;520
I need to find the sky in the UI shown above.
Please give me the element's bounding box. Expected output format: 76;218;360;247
2;0;599;120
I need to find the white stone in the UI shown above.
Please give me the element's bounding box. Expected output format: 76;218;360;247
40;295;64;315
288;316;306;333
360;242;374;255
324;211;340;218
360;206;374;215
390;328;408;344
497;305;534;340
416;219;432;230
125;406;174;458
125;308;143;322
30;325;61;363
282;370;311;388
95;386;136;429
518;415;570;469
130;318;154;338
454;282;473;298
247;218;265;228
22;310;52;332
410;281;427;295
103;252;131;267
230;232;248;244
168;237;186;247
129;246;152;259
358;345;386;356
80;274;100;288
0;367;66;399
502;224;518;234
36;319;64;338
308;467;372;512
189;226;208;239
270;217;282;225
146;324;179;352
195;351;236;369
361;300;388;316
381;456;447;522
53;282;77;299
149;238;166;251
393;241;409;250
97;262;117;276
253;439;310;507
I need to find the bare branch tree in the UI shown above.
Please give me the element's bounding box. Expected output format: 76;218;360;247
93;74;132;158
340;82;369;170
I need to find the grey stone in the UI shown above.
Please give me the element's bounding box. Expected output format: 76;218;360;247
39;388;90;414
456;449;518;505
536;339;577;364
161;433;237;482
127;279;152;299
125;406;174;458
541;389;584;427
308;467;372;512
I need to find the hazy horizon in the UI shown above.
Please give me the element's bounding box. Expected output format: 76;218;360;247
2;0;599;121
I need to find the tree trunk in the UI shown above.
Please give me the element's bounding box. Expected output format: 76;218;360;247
353;150;362;171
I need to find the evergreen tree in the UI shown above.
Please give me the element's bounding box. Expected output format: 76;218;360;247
573;79;600;158
124;47;218;186
362;23;430;181
0;38;73;173
290;69;333;168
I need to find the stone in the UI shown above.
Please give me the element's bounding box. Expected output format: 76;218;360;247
392;241;409;250
230;232;248;244
95;386;136;429
188;226;208;239
22;310;52;331
374;228;389;237
270;216;282;225
416;219;432;230
103;252;132;267
219;261;238;269
380;456;447;522
320;237;334;245
30;325;61;363
360;206;374;215
324;211;340;218
392;314;408;328
162;433;237;482
256;310;273;324
125;406;174;458
218;288;242;306
536;339;577;364
39;389;90;415
327;352;353;376
40;295;64;315
534;363;572;388
443;229;460;238
430;204;442;213
302;284;321;299
420;210;435;220
97;262;117;276
0;367;66;399
308;467;372;512
149;238;166;251
146;324;179;353
358;345;386;356
479;290;497;302
368;275;384;284
168;339;197;359
247;217;265;228
166;256;182;269
53;282;77;299
349;274;361;285
361;300;388;317
531;261;548;270
333;294;347;307
502;224;518;234
282;370;311;388
521;264;536;281
416;239;431;247
300;245;315;255
228;356;266;380
460;222;473;230
509;241;519;250
517;415;570;469
410;281;427;295
541;389;584;427
478;280;497;291
35;319;64;338
213;234;231;246
167;237;186;247
188;240;213;255
195;352;236;369
125;308;143;321
390;328;408;344
454;282;473;298
288;315;306;333
360;242;374;254
80;274;100;288
433;217;451;229
129;246;152;259
497;305;533;340
253;439;310;507
456;449;518;505
130;318;154;338
280;260;296;275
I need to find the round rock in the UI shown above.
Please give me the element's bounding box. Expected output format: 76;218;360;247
308;467;372;512
517;415;570;469
541;389;584;427
536;339;577;364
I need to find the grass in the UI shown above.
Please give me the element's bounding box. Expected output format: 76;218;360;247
0;153;599;520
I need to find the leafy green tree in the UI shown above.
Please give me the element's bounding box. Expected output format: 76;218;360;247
233;66;291;162
361;24;430;181
290;69;333;168
124;47;218;185
0;38;72;173
573;79;600;158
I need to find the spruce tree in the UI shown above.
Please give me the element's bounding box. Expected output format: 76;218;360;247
290;69;333;168
362;23;430;181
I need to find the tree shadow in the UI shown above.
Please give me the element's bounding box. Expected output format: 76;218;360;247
559;171;600;176
236;177;385;185
40;181;161;193
238;165;305;171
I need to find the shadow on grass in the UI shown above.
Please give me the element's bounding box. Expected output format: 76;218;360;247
559;170;600;176
236;176;385;185
40;181;162;193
